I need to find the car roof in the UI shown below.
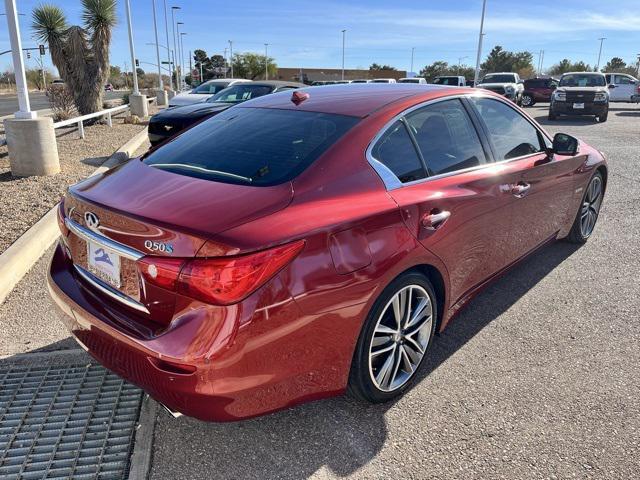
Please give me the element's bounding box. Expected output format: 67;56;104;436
562;71;605;76
237;83;456;118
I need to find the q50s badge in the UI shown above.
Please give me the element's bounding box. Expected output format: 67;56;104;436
144;240;174;253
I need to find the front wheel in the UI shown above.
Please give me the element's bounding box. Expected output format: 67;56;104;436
348;272;437;403
521;94;534;107
548;109;558;120
596;109;608;122
565;172;604;244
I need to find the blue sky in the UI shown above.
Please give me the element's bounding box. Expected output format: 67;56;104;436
2;0;640;76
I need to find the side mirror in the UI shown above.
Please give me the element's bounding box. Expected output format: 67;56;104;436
551;133;579;156
608;84;616;89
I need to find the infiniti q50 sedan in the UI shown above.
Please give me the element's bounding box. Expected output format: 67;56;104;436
48;84;607;421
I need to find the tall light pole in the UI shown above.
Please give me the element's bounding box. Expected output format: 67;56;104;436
458;56;468;73
264;43;269;80
223;47;228;78
473;0;487;87
163;1;173;90
151;0;163;89
2;1;34;118
410;47;415;74
596;37;606;71
124;0;139;94
180;31;187;86
341;29;346;80
171;6;180;89
228;40;234;77
176;21;184;87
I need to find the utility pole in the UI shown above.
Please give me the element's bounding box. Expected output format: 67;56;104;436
229;40;234;77
410;47;415;74
596;37;606;71
171;6;180;90
473;0;487;87
341;29;346;80
264;43;269;80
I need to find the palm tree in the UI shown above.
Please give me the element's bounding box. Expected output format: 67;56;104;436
32;0;116;115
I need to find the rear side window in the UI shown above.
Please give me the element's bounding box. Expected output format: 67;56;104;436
143;107;358;186
405;99;486;175
370;121;426;183
468;97;544;161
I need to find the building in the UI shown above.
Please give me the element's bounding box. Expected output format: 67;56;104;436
276;67;407;84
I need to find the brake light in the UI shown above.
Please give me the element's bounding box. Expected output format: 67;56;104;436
137;240;304;306
178;240;305;305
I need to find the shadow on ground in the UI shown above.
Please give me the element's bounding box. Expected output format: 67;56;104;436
150;240;581;479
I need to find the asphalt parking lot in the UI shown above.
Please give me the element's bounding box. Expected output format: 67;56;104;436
1;102;639;479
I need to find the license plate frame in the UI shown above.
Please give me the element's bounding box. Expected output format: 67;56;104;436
573;102;585;109
86;240;122;288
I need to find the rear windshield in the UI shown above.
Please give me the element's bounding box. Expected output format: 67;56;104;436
559;74;606;87
192;82;228;94
480;74;516;84
399;78;420;83
433;77;459;85
143;107;359;186
207;84;274;103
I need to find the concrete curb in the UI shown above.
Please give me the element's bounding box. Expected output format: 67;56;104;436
128;395;159;480
0;127;149;306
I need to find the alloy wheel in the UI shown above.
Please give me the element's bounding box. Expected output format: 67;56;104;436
522;95;533;106
580;175;603;238
368;285;433;392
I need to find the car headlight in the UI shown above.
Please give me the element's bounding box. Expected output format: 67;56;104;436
554;91;566;101
505;86;515;92
594;92;607;102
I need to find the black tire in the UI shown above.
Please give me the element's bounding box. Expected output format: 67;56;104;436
348;271;437;403
565;171;604;244
597;109;608;122
521;93;535;107
548;108;557;120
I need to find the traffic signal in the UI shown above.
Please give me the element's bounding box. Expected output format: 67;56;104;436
39;45;46;55
135;59;139;67
26;51;31;59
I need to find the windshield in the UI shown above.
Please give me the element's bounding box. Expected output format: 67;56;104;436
433;77;459;85
207;84;274;104
480;74;516;84
399;78;420;83
191;82;229;94
143;107;359;186
559;74;606;87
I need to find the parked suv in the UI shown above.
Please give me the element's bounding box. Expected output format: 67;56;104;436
477;72;524;104
549;72;609;122
521;77;558;106
604;73;640;103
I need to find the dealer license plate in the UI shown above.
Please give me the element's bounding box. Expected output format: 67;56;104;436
86;241;121;288
573;102;585;109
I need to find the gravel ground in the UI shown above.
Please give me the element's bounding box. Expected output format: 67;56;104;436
0;107;155;253
0;103;638;479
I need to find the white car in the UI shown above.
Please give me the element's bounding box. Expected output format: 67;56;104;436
476;72;524;105
605;73;640;103
371;78;397;83
169;79;251;107
398;77;427;84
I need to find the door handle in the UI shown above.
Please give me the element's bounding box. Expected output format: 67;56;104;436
500;182;531;198
421;210;451;230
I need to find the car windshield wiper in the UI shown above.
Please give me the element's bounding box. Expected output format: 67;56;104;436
149;163;253;183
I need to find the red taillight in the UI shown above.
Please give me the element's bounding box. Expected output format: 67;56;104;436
137;240;304;306
57;198;69;237
138;257;185;290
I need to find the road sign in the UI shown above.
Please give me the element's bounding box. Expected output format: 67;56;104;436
39;45;46;55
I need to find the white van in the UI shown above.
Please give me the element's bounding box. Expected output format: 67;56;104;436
398;77;427;84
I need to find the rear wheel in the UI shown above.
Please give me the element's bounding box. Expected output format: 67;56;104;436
548;109;558;120
348;272;437;403
522;93;534;107
566;172;604;244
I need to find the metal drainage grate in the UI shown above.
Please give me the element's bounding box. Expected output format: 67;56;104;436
0;363;143;479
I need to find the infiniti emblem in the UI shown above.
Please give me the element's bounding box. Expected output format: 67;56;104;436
84;211;100;231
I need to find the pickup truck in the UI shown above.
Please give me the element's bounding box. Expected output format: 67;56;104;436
604;73;640;103
477;72;524;105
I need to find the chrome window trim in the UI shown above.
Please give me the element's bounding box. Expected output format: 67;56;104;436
65;217;144;261
73;264;150;314
366;92;552;190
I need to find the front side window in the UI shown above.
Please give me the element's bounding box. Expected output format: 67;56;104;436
469;97;544;161
480;74;517;84
405;99;486;176
615;75;636;85
143;108;358;186
370;121;426;183
207;85;274;104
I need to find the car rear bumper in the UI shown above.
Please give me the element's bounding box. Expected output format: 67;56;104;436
551;101;608;116
47;244;358;421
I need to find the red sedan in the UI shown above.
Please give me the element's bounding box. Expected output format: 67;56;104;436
48;84;607;421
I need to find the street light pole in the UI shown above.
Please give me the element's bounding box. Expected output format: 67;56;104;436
341;29;346;81
176;21;183;87
124;0;139;94
596;37;606;71
151;0;163;89
171;6;180;90
264;43;269;80
229;40;234;77
180;31;187;86
162;0;173;90
473;0;487;87
3;0;35;118
458;56;468;74
410;47;415;74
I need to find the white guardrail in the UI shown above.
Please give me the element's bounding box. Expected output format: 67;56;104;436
1;97;156;147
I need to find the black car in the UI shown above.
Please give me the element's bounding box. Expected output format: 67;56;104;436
148;80;306;146
549;72;609;122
